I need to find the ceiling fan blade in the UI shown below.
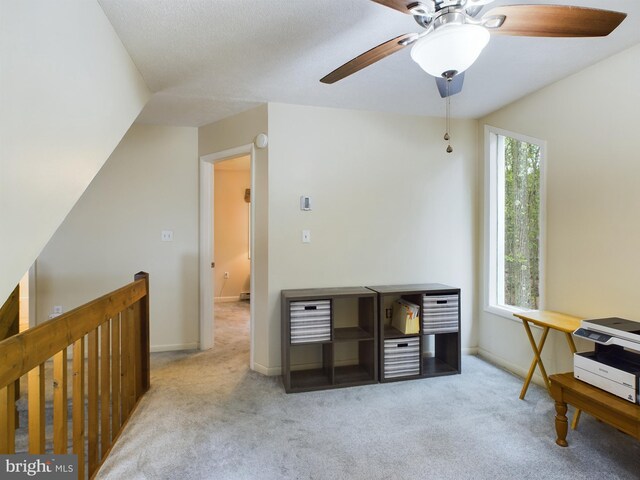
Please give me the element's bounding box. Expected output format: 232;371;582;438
435;72;465;98
370;1;416;15
484;5;626;37
320;33;415;84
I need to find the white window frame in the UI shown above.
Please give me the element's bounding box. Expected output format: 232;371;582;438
484;125;546;321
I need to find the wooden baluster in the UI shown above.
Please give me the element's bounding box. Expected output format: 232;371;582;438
88;329;99;476
133;301;142;401
100;320;111;458
121;306;135;419
120;310;130;420
127;305;137;409
73;338;85;480
53;349;68;454
111;314;121;437
0;382;16;453
134;272;150;394
28;364;45;453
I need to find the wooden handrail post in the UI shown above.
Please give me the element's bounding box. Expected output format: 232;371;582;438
135;272;150;393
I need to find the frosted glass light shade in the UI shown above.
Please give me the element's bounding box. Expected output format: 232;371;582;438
410;23;490;77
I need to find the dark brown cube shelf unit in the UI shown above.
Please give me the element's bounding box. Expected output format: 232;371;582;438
281;287;377;393
367;284;461;383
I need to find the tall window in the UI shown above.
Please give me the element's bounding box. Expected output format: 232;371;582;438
486;127;544;313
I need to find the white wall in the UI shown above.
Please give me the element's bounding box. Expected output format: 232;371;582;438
0;0;150;302
268;103;478;371
37;124;199;351
478;44;640;379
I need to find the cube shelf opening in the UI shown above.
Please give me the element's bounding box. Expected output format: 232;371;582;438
422;332;460;375
334;340;375;385
332;296;375;340
289;343;333;391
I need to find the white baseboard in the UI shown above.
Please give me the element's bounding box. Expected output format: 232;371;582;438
478;347;546;388
215;296;240;303
252;361;281;376
150;343;198;353
463;347;479;355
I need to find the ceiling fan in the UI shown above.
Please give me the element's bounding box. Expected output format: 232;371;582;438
320;1;627;98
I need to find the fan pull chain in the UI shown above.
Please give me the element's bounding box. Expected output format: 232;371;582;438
444;78;453;153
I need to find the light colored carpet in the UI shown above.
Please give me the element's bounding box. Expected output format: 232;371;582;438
96;302;640;480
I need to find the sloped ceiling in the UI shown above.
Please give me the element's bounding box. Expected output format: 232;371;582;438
0;0;150;303
99;0;640;126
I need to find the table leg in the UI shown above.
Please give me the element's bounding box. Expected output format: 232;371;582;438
571;409;582;430
564;332;582;430
520;323;550;399
554;400;569;447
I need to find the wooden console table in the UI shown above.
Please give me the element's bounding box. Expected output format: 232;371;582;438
550;373;640;446
513;310;583;428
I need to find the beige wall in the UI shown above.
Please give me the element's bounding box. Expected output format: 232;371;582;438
214;166;251;299
0;1;150;302
478;44;640;379
267;103;479;371
37;124;199;351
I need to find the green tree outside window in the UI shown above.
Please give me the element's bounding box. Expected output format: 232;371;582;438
503;137;540;309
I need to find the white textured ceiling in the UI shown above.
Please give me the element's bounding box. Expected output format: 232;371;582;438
98;0;640;126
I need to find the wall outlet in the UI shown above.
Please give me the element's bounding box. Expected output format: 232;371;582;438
161;230;173;241
224;272;230;279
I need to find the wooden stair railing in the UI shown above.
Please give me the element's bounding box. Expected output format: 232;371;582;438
0;284;20;341
0;272;150;479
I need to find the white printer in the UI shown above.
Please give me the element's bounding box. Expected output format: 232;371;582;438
573;317;640;404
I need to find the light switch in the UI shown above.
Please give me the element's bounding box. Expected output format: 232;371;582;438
161;230;174;241
302;229;311;243
300;196;312;211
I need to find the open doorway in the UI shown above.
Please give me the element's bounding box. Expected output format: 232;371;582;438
213;155;251;303
199;144;256;370
213;155;251;355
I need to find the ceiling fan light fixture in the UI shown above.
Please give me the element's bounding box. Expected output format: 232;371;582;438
410;23;490;78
